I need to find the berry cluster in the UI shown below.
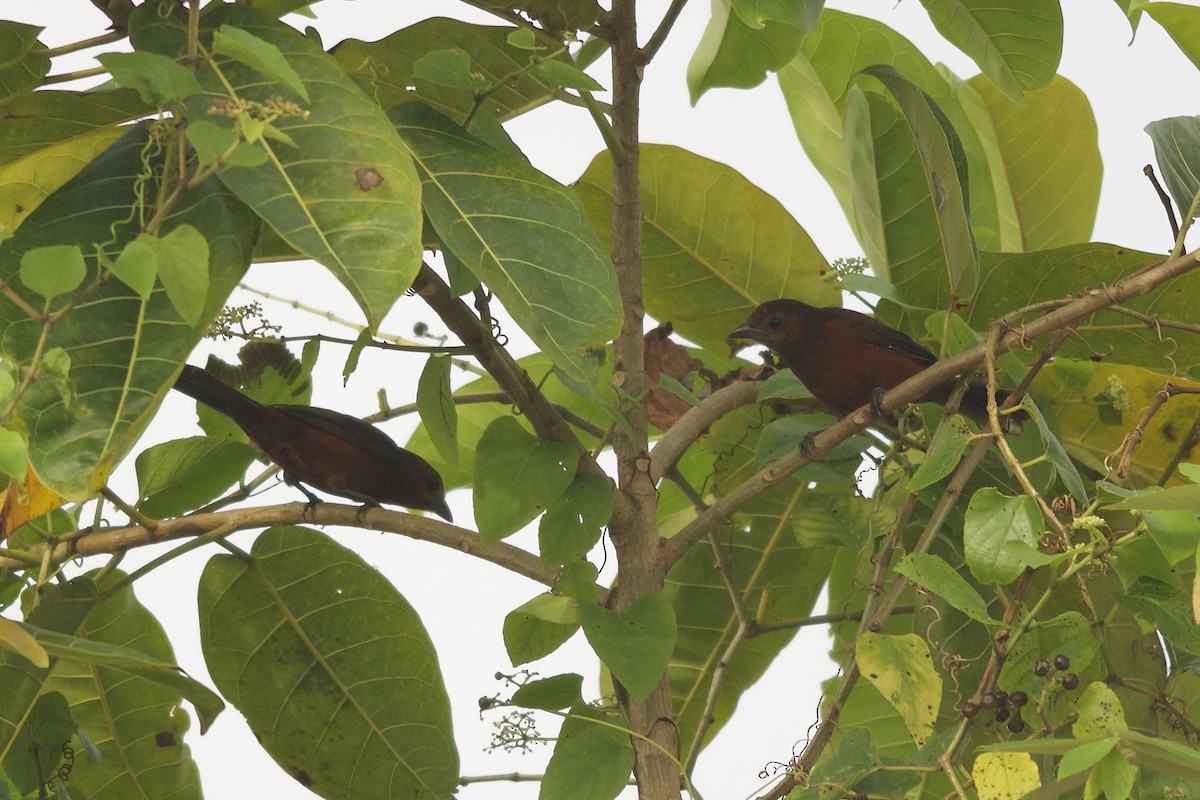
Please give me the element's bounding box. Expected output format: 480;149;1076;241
960;653;1079;733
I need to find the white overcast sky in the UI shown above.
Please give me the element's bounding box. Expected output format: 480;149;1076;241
8;1;1200;799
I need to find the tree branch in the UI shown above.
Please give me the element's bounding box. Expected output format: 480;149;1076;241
0;503;558;588
666;249;1200;570
648;380;760;482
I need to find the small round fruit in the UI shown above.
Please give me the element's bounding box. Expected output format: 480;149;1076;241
1010;691;1028;707
1033;659;1050;677
1007;715;1026;734
994;706;1011;722
961;702;979;719
1053;654;1071;671
980;692;997;709
1061;673;1080;690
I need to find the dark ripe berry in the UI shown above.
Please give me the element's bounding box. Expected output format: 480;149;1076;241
1033;659;1050;677
994;690;1009;707
980;692;998;709
413;321;430;337
961;702;979;719
1010;691;1028;707
993;706;1011;723
1053;654;1071;671
1007;715;1026;734
1061;673;1080;690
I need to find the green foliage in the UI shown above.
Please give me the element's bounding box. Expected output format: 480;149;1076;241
3;3;1200;799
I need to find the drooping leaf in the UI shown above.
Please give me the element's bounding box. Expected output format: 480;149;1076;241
396;103;620;382
416;354;458;468
509;673;584;711
972;751;1041;799
577;144;837;353
538;474;613;565
212;24;310;101
896;553;995;625
198;526;459;799
0;88;148;167
687;0;804;102
0;22;49;101
963;488;1044;584
918;0;1062;102
540;705;633;800
19;245;85;299
503;593;581;665
847;66;978;302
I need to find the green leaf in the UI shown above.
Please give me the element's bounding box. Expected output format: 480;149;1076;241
506;28;541;50
1118;577;1200;653
907;415;975;490
1058;736;1119;779
579;593;677;702
687;0;803;102
1145;116;1200;221
541;706;633;800
855;632;941;746
473;416;578;542
0;21;50;101
896;553;994;624
502;593;581;665
0;123;254;501
538;474;613;565
852;66;978;302
1119;729;1200;783
396;103;620;383
534;59;603;91
212;24;309;101
731;0;824;28
963;488;1043;584
778;10;1006;252
416;354;458;468
0;89;148;167
509;673;583;711
168;5;423;330
139;225;210;325
19;244;85;299
412;47;490;89
1138;3;1200;75
967;74;1101;249
109;238;157;298
98;51;203;106
135;436;258;517
918;0;1062;102
198;526;458;799
576;144;837;353
0;617;47;669
3;692;75;795
1027;401;1089;504
0;428;28;482
332;18;557;123
1087;748;1137;800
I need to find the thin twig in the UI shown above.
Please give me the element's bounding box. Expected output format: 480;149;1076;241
1144;164;1181;245
640;0;690;65
1108;382;1200;479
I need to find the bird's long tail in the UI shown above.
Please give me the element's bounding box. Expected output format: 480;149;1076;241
174;364;262;421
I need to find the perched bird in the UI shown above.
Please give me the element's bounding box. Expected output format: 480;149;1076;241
730;299;1017;423
174;365;452;520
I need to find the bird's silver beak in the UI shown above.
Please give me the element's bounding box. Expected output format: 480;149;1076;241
729;323;768;344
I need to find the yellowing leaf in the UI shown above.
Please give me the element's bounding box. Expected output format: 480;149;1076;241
973;751;1041;799
855;632;941;745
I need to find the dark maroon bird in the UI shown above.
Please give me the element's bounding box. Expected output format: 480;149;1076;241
174;365;451;520
730;299;1015;422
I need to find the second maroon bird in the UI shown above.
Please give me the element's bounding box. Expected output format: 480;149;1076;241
730;299;1014;421
174;364;452;520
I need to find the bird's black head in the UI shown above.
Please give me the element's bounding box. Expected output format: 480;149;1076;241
729;299;817;349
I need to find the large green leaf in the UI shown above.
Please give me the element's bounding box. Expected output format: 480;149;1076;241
1146;116;1200;223
198;526;458;799
0;577;210;800
0;124;254;500
687;0;805;102
918;0;1062;102
0;22;49;102
576;144;837;353
778;10;1005;252
966;75;1100;250
845;67;978;300
0;89;149;167
331;17;558;123
134;5;424;330
1138;2;1200;74
0;126;127;237
394;103;620;382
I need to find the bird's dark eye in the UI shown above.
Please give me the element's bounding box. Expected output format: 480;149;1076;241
767;317;782;330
